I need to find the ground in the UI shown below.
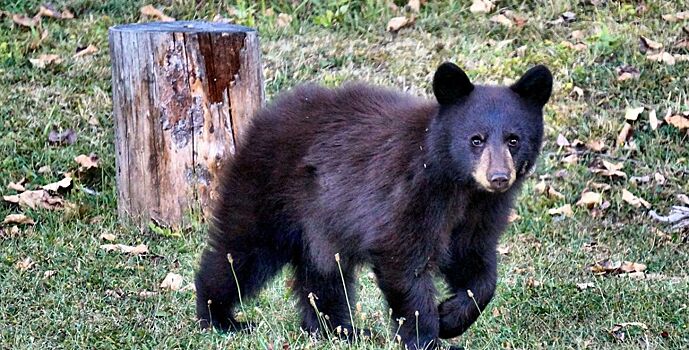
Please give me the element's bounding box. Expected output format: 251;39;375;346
1;0;688;349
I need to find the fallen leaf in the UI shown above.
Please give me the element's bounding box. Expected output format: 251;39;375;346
42;175;72;192
647;51;675;65
0;226;21;239
29;54;62;68
74;154;100;171
577;191;602;208
469;0;494;14
534;181;565;199
140;5;175;22
15;257;35;271
73;44;99;58
621;189;651;209
620;261;647;273
556;134;570;147
548;204;574;217
38;4;74;19
43;270;57;279
561;41;587;51
654;173;666;185
48;128;77;145
561;154;579;165
2;214;35;225
12;14;41;27
610;322;648;341
624;106;644;121
571;86;584;98
406;0;421;13
591;159;626;178
661;11;689;22
160;272;184;291
575;282;595;290
629;175;650;184
526;277;541;288
100;243;149;255
588;182;611;191
677;194;689;205
496;245;510;255
490;14;513;28
507;209;520;222
276;13;292;28
8;178;26;192
3;189;65;210
664;113;689;132
639;36;663;51
616;122;633;146
99;233;117;241
386;16;414;32
571;30;586;40
586;139;607;152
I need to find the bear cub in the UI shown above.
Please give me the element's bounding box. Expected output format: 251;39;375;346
195;62;552;349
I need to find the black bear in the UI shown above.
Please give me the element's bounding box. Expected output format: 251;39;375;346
195;62;552;349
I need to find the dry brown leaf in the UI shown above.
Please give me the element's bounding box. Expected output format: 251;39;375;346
407;0;421;13
99;233;117;241
507;209;521;222
0;225;21;239
490;14;513;28
8;178;26;192
3;189;65;210
624;106;644;121
586;140;607;152
38;4;74;19
640;36;663;50
664;113;689;132
561;154;579;165
276;13;292;28
534;181;565;199
556;134;570;147
100;243;149;255
571;30;586;41
591;159;626;178
386;16;414;32
496;245;510;255
589;182;611;191
160;272;184;291
616;122;633;146
577;191;602;208
548;204;574;217
470;0;494;14
647;51;675;65
74;154;100;171
661;11;689;22
140;5;175;22
12;14;41;27
620;261;647;273
621;189;651;209
561;41;588;51
2;214;35;225
16;257;35;271
29;54;62;68
73;44;99;58
654;172;666;185
42;175;72;192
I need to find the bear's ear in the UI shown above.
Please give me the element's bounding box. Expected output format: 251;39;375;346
510;65;553;108
433;62;474;105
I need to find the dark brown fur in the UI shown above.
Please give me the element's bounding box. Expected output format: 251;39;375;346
195;63;552;349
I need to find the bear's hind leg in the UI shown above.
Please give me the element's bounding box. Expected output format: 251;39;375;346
195;238;289;332
293;259;365;340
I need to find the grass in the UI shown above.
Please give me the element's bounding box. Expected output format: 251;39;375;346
1;0;688;349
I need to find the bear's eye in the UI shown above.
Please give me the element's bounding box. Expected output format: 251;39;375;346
507;136;519;147
470;135;484;147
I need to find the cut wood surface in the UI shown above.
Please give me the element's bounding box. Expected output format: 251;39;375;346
108;21;264;228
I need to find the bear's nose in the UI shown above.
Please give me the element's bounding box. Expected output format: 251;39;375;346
489;173;510;192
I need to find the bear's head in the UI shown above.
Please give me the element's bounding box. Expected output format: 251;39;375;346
432;62;552;193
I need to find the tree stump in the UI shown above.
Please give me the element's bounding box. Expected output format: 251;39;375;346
108;21;264;228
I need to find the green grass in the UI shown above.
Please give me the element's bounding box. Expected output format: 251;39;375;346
1;0;688;349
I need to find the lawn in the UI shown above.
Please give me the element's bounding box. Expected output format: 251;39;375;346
1;0;688;349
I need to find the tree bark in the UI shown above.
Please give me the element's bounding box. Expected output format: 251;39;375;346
108;21;263;228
